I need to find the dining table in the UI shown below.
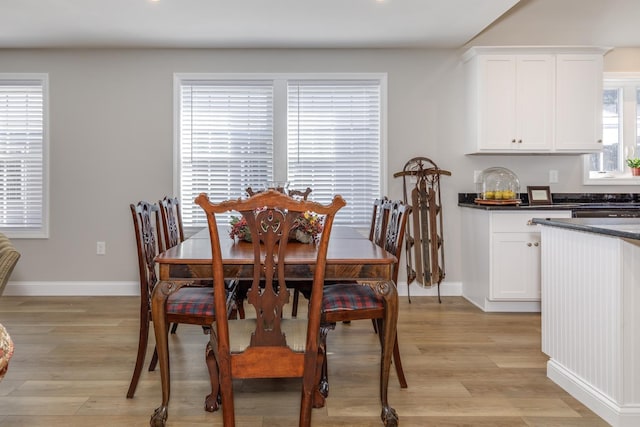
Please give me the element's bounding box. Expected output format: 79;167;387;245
150;225;399;426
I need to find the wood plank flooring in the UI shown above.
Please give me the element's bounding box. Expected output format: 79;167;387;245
0;296;608;426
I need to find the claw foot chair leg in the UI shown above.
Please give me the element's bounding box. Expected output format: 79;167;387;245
204;341;221;412
150;405;167;427
315;323;334;407
377;280;399;427
381;406;399;427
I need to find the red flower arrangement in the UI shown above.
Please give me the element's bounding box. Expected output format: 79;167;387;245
229;215;251;242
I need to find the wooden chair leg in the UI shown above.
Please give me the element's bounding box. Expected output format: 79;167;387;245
292;288;300;318
204;341;221;412
126;309;149;398
300;361;317;427
379;286;399;427
392;335;408;388
218;356;236;426
170;323;178;334
148;347;159;372
150;281;186;427
314;324;332;408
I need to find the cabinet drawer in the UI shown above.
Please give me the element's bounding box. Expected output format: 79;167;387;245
491;210;571;232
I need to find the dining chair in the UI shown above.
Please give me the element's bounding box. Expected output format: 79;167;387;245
157;196;184;253
158;196;243;324
318;199;410;422
126;201;236;400
195;190;345;427
369;196;391;246
291;196;390;319
158;196;185;335
242;186;314;318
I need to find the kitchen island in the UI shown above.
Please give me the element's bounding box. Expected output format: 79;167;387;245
532;217;640;427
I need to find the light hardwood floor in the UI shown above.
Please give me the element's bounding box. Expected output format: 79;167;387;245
0;296;608;426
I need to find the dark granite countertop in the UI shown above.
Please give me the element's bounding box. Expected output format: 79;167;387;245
458;193;640;211
531;217;640;240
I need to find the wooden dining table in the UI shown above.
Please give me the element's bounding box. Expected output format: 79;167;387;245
150;226;399;426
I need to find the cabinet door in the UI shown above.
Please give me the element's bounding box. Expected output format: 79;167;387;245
555;54;604;152
516;55;554;150
477;55;554;151
491;231;541;300
478;55;517;150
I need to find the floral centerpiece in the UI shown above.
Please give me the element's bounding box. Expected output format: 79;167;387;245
291;211;324;243
229;215;251;242
229;211;323;244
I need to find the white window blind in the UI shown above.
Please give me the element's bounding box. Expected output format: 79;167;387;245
176;74;384;229
287;80;381;227
0;76;47;237
178;80;274;226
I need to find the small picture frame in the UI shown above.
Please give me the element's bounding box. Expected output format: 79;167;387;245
527;186;552;205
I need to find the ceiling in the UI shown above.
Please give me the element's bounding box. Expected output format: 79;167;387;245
0;0;521;49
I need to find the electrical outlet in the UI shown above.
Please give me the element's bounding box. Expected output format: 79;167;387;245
96;241;106;255
474;170;482;183
549;170;559;183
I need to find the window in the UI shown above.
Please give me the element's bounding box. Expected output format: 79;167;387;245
175;74;385;228
0;74;48;238
584;73;640;184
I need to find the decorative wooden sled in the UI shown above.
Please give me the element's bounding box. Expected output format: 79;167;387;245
393;157;450;303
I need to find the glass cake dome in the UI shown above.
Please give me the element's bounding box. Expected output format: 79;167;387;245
476;167;520;202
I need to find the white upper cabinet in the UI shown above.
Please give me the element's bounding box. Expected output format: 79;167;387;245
555;54;604;151
464;46;609;154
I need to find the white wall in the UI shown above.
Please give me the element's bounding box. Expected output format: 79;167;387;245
2;44;639;293
1;48;464;288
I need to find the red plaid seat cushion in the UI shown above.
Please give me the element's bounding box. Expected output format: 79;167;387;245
322;283;384;313
167;286;215;316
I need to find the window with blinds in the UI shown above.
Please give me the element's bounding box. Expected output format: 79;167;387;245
178;80;274;226
287;80;381;226
0;75;48;238
176;74;384;229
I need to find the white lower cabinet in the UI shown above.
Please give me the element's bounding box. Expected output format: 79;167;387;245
491;231;541;300
461;209;571;312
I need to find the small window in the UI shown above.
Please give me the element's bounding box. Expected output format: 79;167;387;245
0;74;49;238
584;73;640;184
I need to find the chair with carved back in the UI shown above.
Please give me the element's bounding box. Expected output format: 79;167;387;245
158;196;185;335
317;199;410;426
126;201;234;400
195;190;345;427
157;196;184;253
243;186;314;318
291;196;390;319
369;196;390;247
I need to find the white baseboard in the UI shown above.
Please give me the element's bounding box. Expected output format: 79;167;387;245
396;281;462;297
548;359;640;427
463;296;541;312
3;281;140;296
3;280;463;297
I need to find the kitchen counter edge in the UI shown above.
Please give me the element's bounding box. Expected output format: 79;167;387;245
458;203;572;211
531;217;640;241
